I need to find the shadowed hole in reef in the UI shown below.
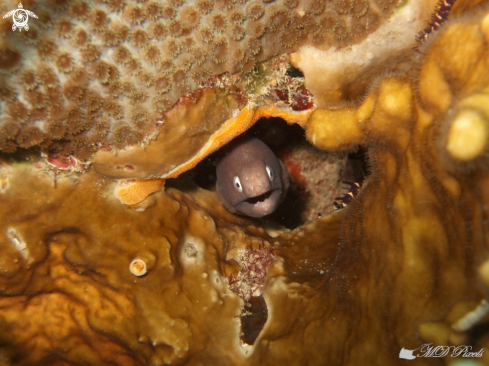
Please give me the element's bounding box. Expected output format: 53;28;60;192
286;64;305;78
191;117;370;229
469;319;489;349
240;296;268;345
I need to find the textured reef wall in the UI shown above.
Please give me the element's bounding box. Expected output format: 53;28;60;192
1;0;489;365
0;0;400;159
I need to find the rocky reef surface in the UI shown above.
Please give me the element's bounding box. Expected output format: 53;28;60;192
1;0;489;365
0;0;401;157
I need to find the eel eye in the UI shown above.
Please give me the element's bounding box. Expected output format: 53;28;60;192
266;165;274;181
233;176;243;192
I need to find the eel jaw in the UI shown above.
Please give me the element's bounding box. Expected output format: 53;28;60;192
234;189;283;218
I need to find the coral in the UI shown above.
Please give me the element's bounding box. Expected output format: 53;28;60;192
180;5;200;28
17;126;46;148
196;0;213;14
291;0;440;106
293;8;489;361
132;29;149;48
278;143;349;223
150;22;167;40
247;2;265;20
129;257;148;276
229;244;274;302
0;0;402;158
1;2;489;366
114;178;165;205
93;79;312;179
0;169;249;365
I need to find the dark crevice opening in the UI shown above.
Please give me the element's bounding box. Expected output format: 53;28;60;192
240;296;268;345
191;117;369;229
0;148;42;164
286;64;305;78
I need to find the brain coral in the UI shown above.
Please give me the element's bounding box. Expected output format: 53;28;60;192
0;0;399;158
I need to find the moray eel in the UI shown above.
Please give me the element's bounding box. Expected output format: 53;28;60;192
216;136;289;218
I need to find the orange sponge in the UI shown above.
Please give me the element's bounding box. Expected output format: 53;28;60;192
114;178;165;205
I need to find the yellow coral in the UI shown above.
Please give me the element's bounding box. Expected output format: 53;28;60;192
1;6;489;365
447;108;489;161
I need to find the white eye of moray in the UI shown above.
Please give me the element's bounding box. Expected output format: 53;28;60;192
233;176;243;192
266;165;274;181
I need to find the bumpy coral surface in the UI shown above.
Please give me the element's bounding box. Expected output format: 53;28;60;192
1;1;489;366
0;0;400;158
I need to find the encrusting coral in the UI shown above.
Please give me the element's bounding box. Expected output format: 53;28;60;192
1;0;406;159
300;4;489;362
1;0;489;365
0;2;489;365
92;79;313;180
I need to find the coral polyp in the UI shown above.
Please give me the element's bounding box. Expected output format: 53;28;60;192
129;258;148;276
0;0;402;159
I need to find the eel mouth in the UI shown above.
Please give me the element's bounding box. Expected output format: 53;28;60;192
235;189;283;218
244;190;275;204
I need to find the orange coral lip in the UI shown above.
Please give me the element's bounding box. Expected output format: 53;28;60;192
164;103;312;179
114;178;165;205
109;103;311;205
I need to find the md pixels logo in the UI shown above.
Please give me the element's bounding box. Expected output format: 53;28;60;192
399;344;484;359
3;3;38;32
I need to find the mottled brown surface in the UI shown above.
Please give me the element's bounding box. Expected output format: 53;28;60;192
0;0;398;157
0;167;253;365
